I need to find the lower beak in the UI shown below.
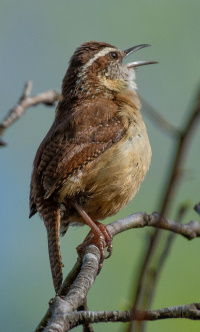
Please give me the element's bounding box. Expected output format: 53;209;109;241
123;44;158;67
127;60;159;68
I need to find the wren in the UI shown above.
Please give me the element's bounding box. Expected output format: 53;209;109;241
29;41;157;293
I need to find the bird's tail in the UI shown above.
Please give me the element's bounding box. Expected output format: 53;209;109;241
44;203;63;293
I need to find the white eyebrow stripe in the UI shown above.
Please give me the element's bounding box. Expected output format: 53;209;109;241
80;47;118;73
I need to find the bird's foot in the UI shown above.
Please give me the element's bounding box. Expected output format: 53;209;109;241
95;222;113;259
76;222;113;270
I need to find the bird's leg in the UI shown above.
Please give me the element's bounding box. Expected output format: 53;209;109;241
72;201;113;264
72;201;106;261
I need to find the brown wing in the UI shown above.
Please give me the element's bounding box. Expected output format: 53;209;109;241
42;119;125;199
29;100;126;212
29;130;68;217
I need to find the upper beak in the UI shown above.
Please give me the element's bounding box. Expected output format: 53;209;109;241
123;44;158;68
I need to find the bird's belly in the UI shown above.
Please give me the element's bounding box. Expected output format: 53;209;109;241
59;124;151;227
83;130;151;219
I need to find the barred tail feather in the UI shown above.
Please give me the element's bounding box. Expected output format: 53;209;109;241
45;208;63;293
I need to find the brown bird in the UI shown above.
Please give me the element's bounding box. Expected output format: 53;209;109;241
29;41;157;293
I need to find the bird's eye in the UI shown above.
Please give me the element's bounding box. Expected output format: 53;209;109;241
109;52;118;59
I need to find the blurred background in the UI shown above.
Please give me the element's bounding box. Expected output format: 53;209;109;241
1;1;200;331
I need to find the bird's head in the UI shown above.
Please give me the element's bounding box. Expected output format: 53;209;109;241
61;41;157;100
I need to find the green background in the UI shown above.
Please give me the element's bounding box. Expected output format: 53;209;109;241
1;1;200;331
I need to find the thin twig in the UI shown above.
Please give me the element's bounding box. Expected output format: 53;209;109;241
129;87;200;332
131;302;200;321
160;89;200;215
134;204;189;332
146;205;189;303
0;81;60;146
139;94;180;139
53;302;200;330
107;211;200;240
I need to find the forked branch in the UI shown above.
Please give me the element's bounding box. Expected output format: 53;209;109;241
39;211;200;332
0;81;60;146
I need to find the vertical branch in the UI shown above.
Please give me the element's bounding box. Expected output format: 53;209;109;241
159;90;200;215
139;95;180;139
127;87;200;332
134;204;189;332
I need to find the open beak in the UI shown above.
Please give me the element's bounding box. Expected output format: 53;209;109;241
123;44;158;68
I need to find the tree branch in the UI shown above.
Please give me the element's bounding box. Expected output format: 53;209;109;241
43;245;100;332
139;94;180;139
38;211;200;331
85;301;200;324
129;86;200;332
107;211;200;240
131;204;189;332
40;302;200;331
77;299;94;332
0;81;60;146
35;258;82;332
131;302;200;321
